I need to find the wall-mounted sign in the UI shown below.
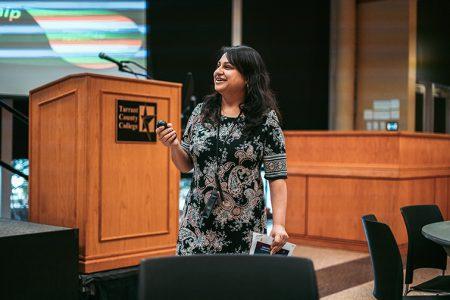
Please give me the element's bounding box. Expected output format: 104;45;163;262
365;98;401;131
116;100;157;142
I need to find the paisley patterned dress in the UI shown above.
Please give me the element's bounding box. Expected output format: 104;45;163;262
177;103;287;255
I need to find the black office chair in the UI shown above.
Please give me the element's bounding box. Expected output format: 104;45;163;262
401;205;450;295
138;254;319;300
362;214;450;299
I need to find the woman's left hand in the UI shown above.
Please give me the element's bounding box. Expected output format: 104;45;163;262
270;224;289;255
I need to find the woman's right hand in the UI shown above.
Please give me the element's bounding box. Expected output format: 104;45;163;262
156;123;179;147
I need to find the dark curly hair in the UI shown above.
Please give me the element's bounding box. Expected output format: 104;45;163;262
201;45;281;135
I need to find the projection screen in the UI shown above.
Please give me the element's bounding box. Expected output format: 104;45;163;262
0;0;147;95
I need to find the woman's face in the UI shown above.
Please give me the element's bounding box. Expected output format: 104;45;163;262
213;53;246;95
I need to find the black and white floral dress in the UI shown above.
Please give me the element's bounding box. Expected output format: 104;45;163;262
177;103;287;255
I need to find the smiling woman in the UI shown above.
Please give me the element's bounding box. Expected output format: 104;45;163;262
213;54;246;106
157;45;289;255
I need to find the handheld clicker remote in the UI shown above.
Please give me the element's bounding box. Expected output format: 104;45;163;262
156;120;168;129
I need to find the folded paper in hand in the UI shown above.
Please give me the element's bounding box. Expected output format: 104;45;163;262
249;232;296;256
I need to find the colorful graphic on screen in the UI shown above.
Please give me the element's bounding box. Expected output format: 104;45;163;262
0;1;146;69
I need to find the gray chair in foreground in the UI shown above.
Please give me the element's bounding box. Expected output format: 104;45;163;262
138;254;319;300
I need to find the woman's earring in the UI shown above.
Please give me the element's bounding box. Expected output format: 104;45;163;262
246;83;249;89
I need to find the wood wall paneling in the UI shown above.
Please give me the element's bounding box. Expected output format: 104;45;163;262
285;131;400;165
435;177;449;219
307;177;398;242
448;178;450;219
400;135;450;165
285;175;306;236
285;131;450;251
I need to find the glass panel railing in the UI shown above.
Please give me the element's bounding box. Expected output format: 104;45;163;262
10;159;29;221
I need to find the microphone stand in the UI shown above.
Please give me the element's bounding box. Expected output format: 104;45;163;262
120;60;153;79
98;52;152;79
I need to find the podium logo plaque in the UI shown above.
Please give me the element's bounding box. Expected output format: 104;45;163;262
116;100;157;142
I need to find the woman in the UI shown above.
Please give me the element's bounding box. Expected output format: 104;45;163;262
156;45;288;255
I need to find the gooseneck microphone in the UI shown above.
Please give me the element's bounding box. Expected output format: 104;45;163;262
98;52;124;69
98;52;152;79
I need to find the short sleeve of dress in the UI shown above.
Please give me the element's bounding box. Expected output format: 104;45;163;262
181;103;203;156
262;110;288;180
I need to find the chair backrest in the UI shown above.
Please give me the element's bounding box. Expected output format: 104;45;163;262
138;254;319;300
362;214;404;300
400;204;447;284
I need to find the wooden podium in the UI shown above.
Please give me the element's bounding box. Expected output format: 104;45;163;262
29;73;182;273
